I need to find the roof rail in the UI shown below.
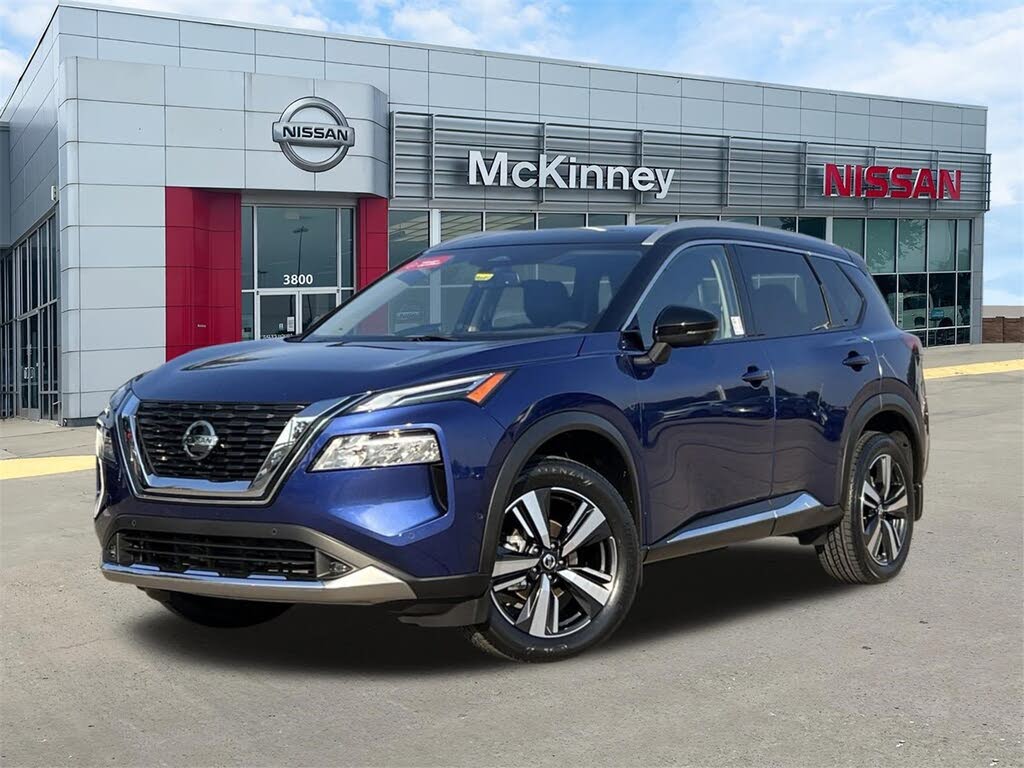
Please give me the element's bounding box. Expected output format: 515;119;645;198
640;219;721;246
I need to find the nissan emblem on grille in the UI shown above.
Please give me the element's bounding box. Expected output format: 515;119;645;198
182;420;219;461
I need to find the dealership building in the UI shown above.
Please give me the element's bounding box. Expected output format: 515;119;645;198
0;1;991;423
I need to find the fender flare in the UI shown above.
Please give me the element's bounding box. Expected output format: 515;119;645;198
836;391;926;515
477;411;643;575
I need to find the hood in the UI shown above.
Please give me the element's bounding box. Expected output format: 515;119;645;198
132;335;586;404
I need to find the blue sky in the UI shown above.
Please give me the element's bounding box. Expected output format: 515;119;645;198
2;0;1022;303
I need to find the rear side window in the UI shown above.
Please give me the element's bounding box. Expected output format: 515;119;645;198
810;256;864;328
734;246;829;337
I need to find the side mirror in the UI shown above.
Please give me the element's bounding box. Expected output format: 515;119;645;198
637;306;719;367
654;306;719;348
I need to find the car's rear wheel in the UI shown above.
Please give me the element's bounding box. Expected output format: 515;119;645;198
817;431;915;584
150;591;292;628
465;457;641;662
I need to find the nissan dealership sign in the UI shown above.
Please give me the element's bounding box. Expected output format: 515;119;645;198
468;150;677;199
272;97;355;172
822;163;962;200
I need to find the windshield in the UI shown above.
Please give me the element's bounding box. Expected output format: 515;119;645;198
305;242;645;341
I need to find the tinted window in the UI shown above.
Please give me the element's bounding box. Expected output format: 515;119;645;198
735;246;829;337
635;244;742;346
308;244;643;340
810;256;864;328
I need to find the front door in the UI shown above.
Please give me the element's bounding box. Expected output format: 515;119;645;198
632;243;775;544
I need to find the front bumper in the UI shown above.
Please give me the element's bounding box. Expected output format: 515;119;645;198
98;517;417;605
97;515;491;619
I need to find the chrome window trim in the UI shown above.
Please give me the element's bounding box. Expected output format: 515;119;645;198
622;237;855;335
116;393;359;506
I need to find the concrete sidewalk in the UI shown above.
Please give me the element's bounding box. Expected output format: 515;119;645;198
0;342;1021;460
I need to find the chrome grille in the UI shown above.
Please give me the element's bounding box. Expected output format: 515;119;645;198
113;530;319;580
134;401;306;482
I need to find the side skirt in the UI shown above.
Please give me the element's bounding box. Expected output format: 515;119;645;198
643;492;841;564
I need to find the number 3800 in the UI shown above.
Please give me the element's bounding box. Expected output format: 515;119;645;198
283;274;314;286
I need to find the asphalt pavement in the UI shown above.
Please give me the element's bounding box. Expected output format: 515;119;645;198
1;347;1021;767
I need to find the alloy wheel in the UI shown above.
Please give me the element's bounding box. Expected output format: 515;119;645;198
861;453;910;566
490;487;618;638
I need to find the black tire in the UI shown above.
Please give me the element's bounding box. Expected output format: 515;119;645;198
465;457;641;662
817;431;916;584
152;591;292;628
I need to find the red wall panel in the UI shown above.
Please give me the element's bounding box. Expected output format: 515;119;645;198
165;187;242;361
357;196;389;289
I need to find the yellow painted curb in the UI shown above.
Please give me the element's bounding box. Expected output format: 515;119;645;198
0;455;94;481
925;359;1024;381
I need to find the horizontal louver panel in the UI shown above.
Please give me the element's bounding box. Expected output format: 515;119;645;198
117;530;318;581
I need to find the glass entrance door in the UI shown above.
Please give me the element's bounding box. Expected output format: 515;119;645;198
257;291;337;339
18;314;39;419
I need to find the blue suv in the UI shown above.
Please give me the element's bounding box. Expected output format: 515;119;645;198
95;222;929;661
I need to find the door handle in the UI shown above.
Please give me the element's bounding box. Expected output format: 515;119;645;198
843;352;872;370
741;367;770;387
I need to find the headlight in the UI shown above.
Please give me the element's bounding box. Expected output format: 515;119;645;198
310;429;441;471
95;424;115;463
351;372;508;413
95;378;137;462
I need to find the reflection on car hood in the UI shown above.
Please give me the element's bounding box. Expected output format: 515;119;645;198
132;336;586;404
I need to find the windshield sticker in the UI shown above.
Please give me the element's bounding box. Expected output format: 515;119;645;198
399;254;452;272
474;272;494;281
730;315;745;336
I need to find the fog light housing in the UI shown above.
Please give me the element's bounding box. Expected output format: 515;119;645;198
310;430;441;471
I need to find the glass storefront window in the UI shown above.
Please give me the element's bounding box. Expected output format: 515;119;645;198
957;219;972;270
241;206;254;290
833;218;864;255
241;293;254;340
797;217;826;240
897;219;926;273
865;219;896;274
760;216;796;231
388;210;429;268
897;273;928;331
957;272;971;327
257;208;338;288
723;215;757;224
486;212;536;231
587;213;627;226
538;213;586;229
440;211;482;242
636;215;675;225
873;275;897;322
928;219;955;272
928;273;956;328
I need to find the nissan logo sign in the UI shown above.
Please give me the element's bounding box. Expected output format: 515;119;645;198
272;97;355;172
182;420;219;461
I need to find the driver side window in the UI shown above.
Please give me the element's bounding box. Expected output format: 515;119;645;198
635;244;743;346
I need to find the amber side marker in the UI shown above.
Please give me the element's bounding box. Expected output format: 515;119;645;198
467;372;509;404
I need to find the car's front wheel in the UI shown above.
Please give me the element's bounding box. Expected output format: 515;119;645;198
150;591;292;628
465;457;641;662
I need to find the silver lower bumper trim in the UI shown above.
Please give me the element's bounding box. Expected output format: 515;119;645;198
101;563;416;605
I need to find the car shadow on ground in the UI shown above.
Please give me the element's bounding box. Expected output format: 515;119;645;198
129;540;851;675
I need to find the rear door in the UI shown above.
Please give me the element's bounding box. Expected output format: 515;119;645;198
632;243;775;544
731;244;875;509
